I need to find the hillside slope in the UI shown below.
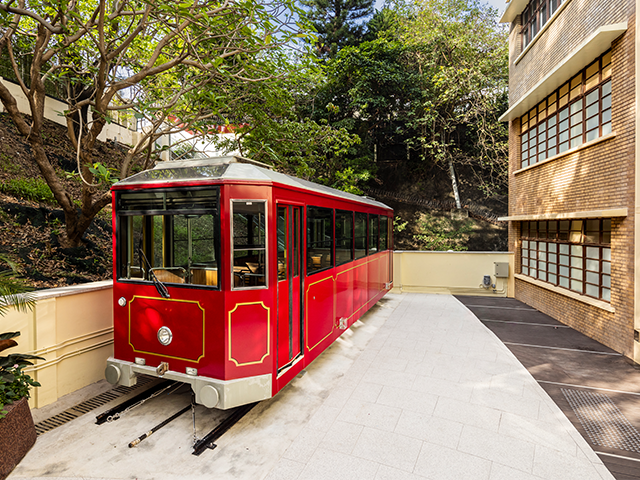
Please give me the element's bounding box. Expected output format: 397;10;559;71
0;113;125;289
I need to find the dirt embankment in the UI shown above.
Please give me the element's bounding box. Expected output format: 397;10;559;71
0;113;124;289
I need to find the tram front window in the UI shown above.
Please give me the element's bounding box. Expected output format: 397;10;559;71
117;189;220;288
231;201;267;288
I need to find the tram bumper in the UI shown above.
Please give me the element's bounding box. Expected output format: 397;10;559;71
105;358;272;409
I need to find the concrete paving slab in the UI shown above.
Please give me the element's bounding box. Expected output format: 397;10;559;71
10;293;615;480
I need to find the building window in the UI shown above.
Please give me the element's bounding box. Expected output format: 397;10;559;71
522;0;563;49
520;219;611;301
520;51;611;169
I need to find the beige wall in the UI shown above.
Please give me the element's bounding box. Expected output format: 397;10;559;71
0;77;135;145
392;251;515;298
2;281;114;409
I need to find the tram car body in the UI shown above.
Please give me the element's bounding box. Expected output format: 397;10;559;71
105;156;393;409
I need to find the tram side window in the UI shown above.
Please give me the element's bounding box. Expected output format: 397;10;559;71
336;210;354;265
307;206;333;274
369;215;379;255
117;189;220;288
232;201;267;288
355;212;368;259
379;216;388;251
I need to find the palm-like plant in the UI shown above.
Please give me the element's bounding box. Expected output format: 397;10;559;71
0;254;35;317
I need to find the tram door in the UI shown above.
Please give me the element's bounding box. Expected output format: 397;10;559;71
276;205;303;371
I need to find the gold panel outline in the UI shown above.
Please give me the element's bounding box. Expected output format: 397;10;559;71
228;301;271;366
305;254;388;352
128;295;206;363
304;275;336;352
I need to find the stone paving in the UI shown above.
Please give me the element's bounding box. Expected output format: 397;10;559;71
11;293;614;480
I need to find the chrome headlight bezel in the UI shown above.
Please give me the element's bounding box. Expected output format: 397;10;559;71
157;326;173;346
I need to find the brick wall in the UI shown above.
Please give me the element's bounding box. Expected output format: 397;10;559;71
509;0;633;103
506;5;636;358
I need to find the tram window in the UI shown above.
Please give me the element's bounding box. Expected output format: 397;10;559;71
335;210;354;265
116;189;220;288
379;216;389;251
307;206;333;274
355;212;367;259
277;207;286;281
369;215;379;255
232;201;267;289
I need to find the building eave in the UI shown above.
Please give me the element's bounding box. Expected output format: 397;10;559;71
499;22;628;122
498;208;628;222
499;0;528;24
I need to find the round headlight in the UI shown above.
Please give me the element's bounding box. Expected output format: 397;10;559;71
157;326;173;346
118;297;127;307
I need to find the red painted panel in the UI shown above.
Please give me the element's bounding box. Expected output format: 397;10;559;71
229;302;270;366
368;256;379;301
128;296;205;362
336;265;354;327
354;259;367;315
306;275;335;352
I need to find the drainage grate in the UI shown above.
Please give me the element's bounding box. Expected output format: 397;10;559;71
34;375;155;436
562;388;640;453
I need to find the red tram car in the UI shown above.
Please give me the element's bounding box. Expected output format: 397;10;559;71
105;156;393;409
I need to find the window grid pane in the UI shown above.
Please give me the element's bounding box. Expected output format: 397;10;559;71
520;50;611;169
519;220;611;302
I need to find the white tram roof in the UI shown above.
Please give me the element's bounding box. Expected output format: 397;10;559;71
115;156;391;211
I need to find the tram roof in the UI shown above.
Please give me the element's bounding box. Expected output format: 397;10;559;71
114;156;391;210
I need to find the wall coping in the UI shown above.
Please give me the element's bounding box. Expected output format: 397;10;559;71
394;251;514;255
29;280;113;301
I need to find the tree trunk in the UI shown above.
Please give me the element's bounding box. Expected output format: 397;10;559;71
448;159;462;209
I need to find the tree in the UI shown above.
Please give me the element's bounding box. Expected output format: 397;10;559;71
300;0;374;57
308;0;509;202
0;0;305;247
212;64;366;193
399;0;509;203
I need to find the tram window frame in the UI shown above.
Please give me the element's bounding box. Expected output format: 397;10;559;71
379;216;389;251
231;200;268;290
368;214;379;255
355;212;368;259
335;209;354;266
307;206;334;274
115;187;221;289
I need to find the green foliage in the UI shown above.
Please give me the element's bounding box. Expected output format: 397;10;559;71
0;152;20;174
305;0;509;198
300;0;374;57
413;213;473;251
0;178;56;204
393;216;408;234
0;332;43;418
0;255;36;316
88;162;118;185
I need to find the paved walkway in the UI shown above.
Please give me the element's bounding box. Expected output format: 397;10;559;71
11;293;614;480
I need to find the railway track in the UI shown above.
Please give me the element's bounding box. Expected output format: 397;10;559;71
36;377;257;456
94;379;257;455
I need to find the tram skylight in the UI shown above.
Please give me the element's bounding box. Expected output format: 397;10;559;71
117;164;229;184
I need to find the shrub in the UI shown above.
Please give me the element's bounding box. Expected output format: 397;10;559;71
0;178;56;204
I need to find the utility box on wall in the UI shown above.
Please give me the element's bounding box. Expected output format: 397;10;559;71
494;262;509;278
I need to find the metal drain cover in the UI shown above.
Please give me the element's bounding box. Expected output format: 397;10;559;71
34;375;154;436
562;388;640;453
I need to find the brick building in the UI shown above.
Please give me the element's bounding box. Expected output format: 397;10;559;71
498;0;639;364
